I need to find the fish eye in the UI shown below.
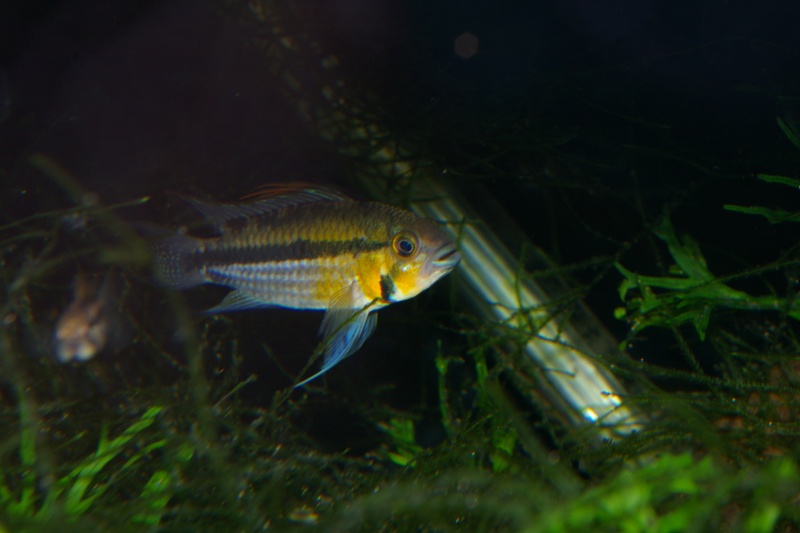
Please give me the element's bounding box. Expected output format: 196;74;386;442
392;232;418;257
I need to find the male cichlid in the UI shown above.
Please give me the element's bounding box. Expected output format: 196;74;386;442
150;185;460;386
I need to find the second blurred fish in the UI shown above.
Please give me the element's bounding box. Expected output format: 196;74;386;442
54;273;126;363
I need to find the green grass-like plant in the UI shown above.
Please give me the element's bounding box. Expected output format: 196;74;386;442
0;405;179;528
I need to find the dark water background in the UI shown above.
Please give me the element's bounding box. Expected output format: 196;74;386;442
2;0;800;442
4;1;799;200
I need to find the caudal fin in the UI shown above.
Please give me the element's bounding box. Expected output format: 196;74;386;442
141;225;205;290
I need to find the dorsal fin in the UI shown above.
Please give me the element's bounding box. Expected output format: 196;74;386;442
177;184;352;228
240;182;350;202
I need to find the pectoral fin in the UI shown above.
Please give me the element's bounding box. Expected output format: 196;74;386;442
294;282;379;387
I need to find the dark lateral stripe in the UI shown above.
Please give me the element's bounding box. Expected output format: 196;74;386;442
198;238;388;265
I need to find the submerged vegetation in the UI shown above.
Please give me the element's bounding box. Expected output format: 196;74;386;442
4;146;800;530
4;2;800;531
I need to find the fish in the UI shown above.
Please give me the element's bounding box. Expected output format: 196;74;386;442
149;185;461;386
54;273;122;363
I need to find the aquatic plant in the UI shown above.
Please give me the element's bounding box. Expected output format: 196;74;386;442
4;2;800;531
0;405;174;527
615;213;800;343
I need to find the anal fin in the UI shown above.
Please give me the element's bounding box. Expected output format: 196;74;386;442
205;290;269;314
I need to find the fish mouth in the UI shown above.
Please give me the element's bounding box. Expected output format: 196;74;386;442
432;243;461;270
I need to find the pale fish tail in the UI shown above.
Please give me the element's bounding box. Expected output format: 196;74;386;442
145;226;206;290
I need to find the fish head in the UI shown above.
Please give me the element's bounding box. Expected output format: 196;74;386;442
381;214;461;302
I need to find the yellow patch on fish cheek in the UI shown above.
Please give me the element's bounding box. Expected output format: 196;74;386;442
390;257;425;300
393;252;425;273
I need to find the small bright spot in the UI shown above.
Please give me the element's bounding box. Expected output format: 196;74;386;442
454;32;479;59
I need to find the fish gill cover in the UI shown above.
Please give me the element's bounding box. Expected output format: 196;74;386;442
1;0;800;531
